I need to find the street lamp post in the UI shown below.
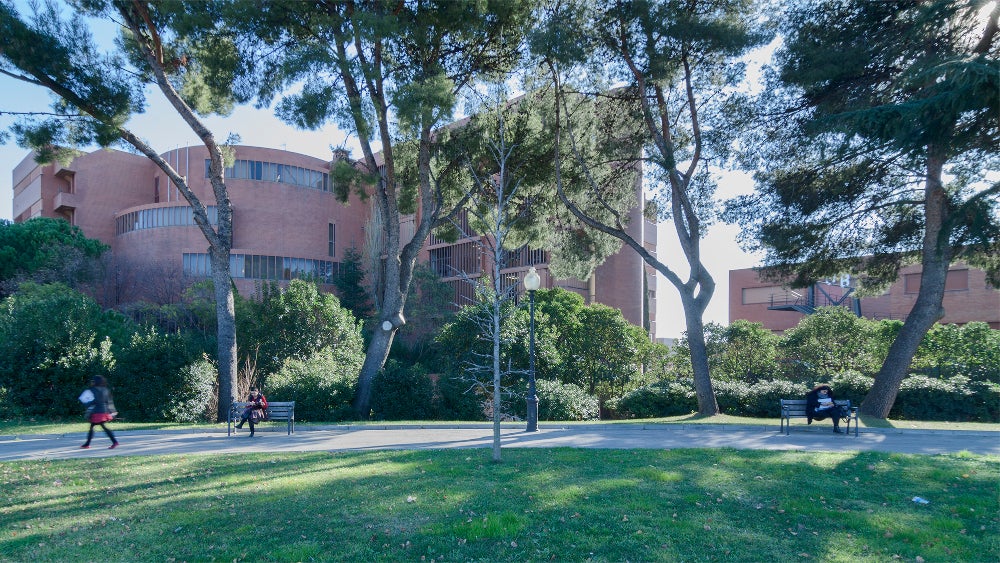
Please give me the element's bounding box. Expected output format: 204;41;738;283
523;266;540;432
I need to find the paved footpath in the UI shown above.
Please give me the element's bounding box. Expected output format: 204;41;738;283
1;423;997;461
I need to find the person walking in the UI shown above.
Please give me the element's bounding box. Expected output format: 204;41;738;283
79;375;119;449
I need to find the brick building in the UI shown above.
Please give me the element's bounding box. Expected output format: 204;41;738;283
729;264;1000;332
11;145;656;334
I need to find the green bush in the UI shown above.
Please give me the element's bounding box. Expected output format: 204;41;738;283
779;307;889;379
266;348;358;422
827;371;875;406
237;279;366;382
371;360;435;420
912;323;1000;384
607;380;698;419
112;328;207;422
970;381;1000;421
0;283;123;418
715;379;807;417
536;379;600;421
706;320;782;384
162;356;217;422
433;369;487;421
0;387;23;419
890;376;998;422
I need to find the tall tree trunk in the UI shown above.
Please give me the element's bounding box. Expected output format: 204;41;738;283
860;152;951;418
210;247;238;422
492;299;502;462
680;283;719;416
354;321;396;418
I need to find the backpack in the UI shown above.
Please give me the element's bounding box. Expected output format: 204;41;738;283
259;394;269;419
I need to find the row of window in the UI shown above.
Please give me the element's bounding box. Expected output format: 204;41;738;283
429;242;546;279
117;206;218;235
183;253;339;284
742;269;972;305
429;241;481;278
206;159;331;192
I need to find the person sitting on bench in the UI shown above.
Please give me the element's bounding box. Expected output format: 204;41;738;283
235;387;268;437
806;384;846;434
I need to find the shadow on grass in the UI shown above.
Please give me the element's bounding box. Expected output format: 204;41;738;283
2;449;997;563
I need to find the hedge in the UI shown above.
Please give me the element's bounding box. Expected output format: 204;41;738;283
371;361;436;420
536;379;600;421
606;374;999;422
266;348;357;422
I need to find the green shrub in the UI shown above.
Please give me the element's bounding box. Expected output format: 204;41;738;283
890;376;998;422
970;381;1000;421
237;279;366;382
162;356;217;422
715;379;807;417
0;283;123;418
267;348;358;422
371;361;436;420
779;307;889;379
433;369;487;421
0;387;23;419
112;328;206;421
607;380;698;419
706;320;782;384
827;371;874;406
912;323;1000;384
536;379;600;421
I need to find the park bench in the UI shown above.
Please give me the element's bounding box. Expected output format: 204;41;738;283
779;399;858;437
227;401;295;436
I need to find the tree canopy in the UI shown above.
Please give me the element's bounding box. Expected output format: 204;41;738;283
530;0;773;415
725;0;999;417
0;217;108;296
0;0;250;419
204;0;535;416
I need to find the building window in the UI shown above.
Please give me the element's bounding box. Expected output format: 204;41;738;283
904;269;969;294
429;247;453;277
183;253;339;284
742;286;799;305
946;269;970;291
206;158;330;192
117;206;217;235
328;223;336;257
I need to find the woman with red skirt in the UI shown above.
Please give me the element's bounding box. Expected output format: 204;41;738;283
79;375;119;449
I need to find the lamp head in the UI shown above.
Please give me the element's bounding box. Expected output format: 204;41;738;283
523;266;541;292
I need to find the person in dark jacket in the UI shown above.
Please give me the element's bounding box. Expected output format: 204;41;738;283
806;384;845;433
79;375;119;449
234;387;267;437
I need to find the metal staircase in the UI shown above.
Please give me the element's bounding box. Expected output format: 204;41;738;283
767;282;855;317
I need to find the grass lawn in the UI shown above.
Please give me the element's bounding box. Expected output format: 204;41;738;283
1;448;996;562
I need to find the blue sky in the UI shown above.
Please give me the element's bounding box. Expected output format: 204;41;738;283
0;2;763;339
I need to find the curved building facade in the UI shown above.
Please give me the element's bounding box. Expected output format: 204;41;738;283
12;145;367;301
11;144;654;335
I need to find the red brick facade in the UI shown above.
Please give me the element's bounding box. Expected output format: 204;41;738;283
12;146;654;333
729;264;1000;332
13;146;368;301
